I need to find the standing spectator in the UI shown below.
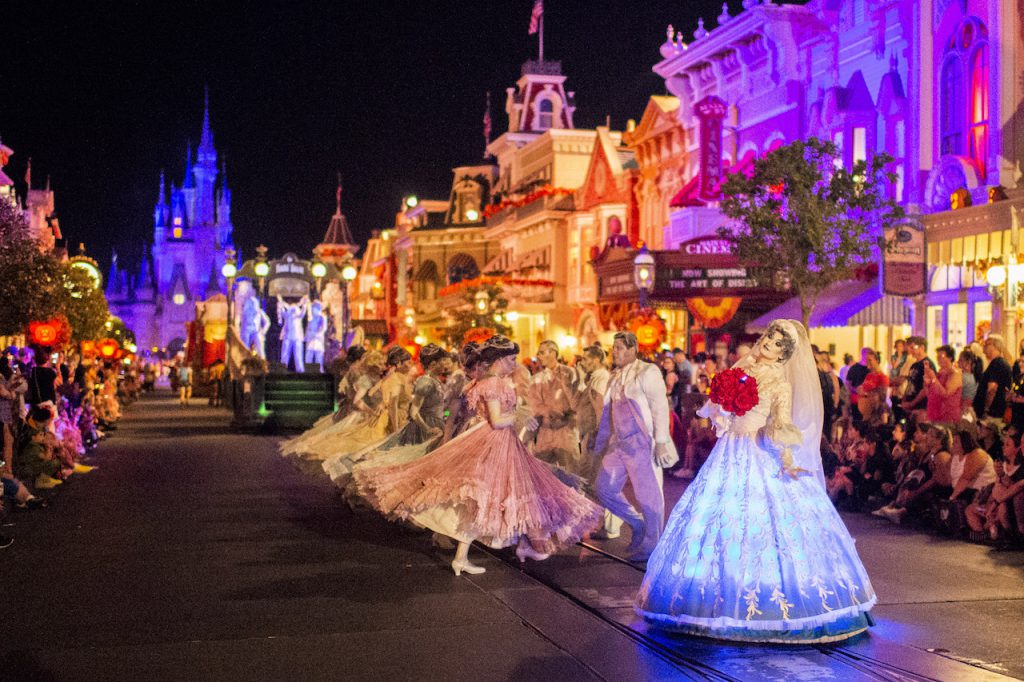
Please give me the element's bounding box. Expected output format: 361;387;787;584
816;351;840;439
672;348;693;390
924;345;963;424
890;339;909;384
976;335;1012;425
838;353;855;384
28;347;60;407
899;336;934;420
845;348;871;417
857;349;890;426
958;349;983;420
0;358;26;475
694;352;716;394
1008;339;1024;432
208;360;225;407
177;362;193;407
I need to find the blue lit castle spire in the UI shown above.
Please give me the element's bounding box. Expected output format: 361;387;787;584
107;90;235;354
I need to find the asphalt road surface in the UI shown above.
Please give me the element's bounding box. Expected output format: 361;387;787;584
2;391;1022;681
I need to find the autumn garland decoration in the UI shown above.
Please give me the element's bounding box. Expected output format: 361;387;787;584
482;185;574;219
708;367;760;416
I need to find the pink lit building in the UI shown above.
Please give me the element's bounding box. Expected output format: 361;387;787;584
651;0;1023;356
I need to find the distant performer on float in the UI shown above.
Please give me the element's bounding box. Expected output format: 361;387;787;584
240;296;271;359
304;300;329;373
278;295;308;372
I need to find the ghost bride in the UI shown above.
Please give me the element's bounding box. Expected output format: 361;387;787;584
635;319;876;644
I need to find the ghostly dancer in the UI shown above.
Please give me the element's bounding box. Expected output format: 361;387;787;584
304;300;329;372
594;331;678;562
322;346;414;485
278;296;308;372
574;344;622;540
526;340;585;475
636;320;876;643
240;296;271;359
355;336;602;576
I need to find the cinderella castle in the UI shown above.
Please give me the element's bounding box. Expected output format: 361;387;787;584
107;92;234;354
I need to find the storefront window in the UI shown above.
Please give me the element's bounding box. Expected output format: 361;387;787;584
947;303;967;351
974;300;992;339
927;305;944;350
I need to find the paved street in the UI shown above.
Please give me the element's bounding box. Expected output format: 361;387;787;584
2;392;1023;681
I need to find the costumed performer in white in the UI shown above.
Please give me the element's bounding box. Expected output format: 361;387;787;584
635;320;876;643
240;295;271;359
304;300;329;372
593;331;678;562
278;295;308;372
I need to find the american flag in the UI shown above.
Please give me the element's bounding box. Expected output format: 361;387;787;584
528;0;543;35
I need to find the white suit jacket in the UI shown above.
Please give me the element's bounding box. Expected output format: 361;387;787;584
594;359;670;455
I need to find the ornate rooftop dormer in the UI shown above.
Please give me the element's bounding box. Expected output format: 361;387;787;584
503;58;576;134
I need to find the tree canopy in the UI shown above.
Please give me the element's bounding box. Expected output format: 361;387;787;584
719;138;905;328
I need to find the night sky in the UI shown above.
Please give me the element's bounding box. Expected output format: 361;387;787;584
1;1;746;272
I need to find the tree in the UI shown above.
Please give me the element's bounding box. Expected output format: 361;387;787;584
442;281;513;348
719;138;905;328
0;200;65;335
60;264;111;343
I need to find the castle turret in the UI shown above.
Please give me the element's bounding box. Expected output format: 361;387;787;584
192;88;218;227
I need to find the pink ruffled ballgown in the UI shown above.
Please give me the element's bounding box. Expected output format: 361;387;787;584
354;375;602;549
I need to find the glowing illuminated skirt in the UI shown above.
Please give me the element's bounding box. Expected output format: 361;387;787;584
635;432;876;644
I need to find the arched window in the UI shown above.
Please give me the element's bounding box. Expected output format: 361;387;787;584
446;253;479;285
537;98;554;130
969;45;989;177
940;57;964;155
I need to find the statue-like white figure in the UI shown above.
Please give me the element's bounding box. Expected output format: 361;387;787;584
240;296;271;359
304;300;328;372
593;331;678;562
278;296;308;372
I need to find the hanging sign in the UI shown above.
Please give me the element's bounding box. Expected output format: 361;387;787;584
695;96;728;200
882;222;926;297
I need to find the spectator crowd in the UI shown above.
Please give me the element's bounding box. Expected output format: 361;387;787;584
0;344;137;548
654;335;1024;548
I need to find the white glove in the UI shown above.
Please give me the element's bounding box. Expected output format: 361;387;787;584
654;441;678;468
525;416;540;431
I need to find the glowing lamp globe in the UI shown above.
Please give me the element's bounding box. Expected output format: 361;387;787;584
254;262;270;278
986;265;1007;287
465;209;479;221
405;195;419;208
342;264;358;282
221;262;237;279
311;262;328;279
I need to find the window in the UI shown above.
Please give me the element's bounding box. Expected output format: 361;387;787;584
926;305;944;350
852;127;867;164
969;45;989;177
940;57;963;155
537;98;554;130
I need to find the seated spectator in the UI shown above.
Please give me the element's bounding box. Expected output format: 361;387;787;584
858;424;896;508
966;430;1024;542
977;418;1004;460
876;418;915;507
925;345;963;424
875;422;952;524
15;405;62;490
941;423;997;535
827;419;872;508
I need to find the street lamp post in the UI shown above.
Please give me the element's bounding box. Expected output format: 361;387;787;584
253;245;270;301
221;247;238;395
341;259;358;347
311;261;328;295
634;245;655;309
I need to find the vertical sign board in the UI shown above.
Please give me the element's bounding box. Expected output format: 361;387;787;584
882;222;926;297
695;96;728;201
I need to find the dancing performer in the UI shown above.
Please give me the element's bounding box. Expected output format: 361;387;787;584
240;296;271;359
575;344;621;539
636;320;876;643
304;300;329;372
440;342;486;444
593;332;677;561
278;296;308;372
279;350;385;461
322;346;413;484
355;335;602;576
526;340;584;475
342;345;453;498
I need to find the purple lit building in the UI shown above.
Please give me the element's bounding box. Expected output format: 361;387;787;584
107;92;235;355
651;0;1023;356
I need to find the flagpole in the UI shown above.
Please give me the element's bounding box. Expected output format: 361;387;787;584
539;8;544;61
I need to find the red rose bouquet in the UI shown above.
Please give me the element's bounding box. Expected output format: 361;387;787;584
708;367;760;416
